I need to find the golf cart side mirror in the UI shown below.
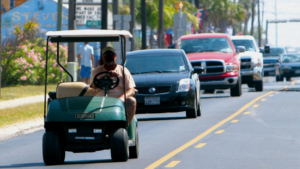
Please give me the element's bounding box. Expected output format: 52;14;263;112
236;46;246;54
264;45;270;53
193;66;204;74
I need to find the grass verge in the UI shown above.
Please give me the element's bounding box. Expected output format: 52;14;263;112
0;84;57;101
0;102;44;128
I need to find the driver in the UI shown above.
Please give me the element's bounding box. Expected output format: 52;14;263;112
90;46;136;125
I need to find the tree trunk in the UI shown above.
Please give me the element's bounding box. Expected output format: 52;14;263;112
243;18;249;35
150;28;154;49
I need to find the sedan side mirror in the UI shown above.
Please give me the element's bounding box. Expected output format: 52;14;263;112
193;66;204;74
236;46;246;54
264;45;270;53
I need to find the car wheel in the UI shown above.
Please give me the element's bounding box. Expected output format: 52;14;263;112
129;128;139;159
255;80;263;92
186;100;197;118
204;89;215;94
230;76;242;97
247;83;255;88
197;102;201;117
285;76;291;82
110;128;129;162
43;132;65;165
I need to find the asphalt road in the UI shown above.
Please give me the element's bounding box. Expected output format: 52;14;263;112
0;77;300;169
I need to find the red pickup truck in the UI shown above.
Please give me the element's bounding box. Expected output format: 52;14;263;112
176;33;242;97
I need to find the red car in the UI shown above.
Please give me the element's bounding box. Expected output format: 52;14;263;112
176;33;242;97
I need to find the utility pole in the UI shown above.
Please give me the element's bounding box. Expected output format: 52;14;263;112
141;0;147;49
275;0;278;46
113;0;118;29
250;0;255;35
158;0;164;48
258;0;261;47
57;0;62;31
0;0;2;97
67;0;76;81
265;20;268;45
99;0;108;65
130;0;135;50
195;0;199;9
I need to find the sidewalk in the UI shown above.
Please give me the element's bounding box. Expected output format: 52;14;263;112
0;95;45;141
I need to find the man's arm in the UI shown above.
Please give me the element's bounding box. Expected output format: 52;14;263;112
118;88;136;102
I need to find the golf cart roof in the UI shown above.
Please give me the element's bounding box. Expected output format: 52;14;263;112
46;29;133;38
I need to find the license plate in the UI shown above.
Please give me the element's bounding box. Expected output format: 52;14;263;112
145;97;160;105
75;113;95;119
295;70;300;74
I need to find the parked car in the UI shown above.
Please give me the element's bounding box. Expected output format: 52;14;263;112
263;46;286;76
275;53;300;81
231;35;264;91
125;49;202;118
176;33;242;97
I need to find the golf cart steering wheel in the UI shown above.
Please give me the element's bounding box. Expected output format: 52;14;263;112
93;71;120;90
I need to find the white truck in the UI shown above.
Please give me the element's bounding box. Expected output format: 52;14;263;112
231;35;264;91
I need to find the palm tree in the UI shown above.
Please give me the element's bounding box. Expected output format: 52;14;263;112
200;0;245;33
120;0;198;48
239;0;252;35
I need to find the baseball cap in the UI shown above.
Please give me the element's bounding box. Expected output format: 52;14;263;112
102;46;116;55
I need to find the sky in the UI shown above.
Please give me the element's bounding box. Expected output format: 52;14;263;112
260;0;300;47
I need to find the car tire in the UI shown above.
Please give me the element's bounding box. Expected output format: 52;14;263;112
43;132;65;165
129;128;139;159
197;102;201;116
110;128;129;162
255;80;263;92
285;76;291;82
230;76;242;97
186;100;197;118
247;83;255;88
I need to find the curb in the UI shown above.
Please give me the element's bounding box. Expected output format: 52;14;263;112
0;118;44;141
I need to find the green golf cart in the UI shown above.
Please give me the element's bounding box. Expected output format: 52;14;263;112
42;30;139;165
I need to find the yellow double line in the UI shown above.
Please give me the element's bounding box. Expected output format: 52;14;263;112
145;91;274;169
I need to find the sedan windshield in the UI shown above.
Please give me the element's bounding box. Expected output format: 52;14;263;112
263;48;285;57
125;54;187;74
282;54;300;63
178;37;233;54
232;39;257;52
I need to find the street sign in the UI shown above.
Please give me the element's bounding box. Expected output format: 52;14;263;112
86;20;101;27
76;5;101;25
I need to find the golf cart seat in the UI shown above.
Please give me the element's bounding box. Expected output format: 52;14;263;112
56;82;93;99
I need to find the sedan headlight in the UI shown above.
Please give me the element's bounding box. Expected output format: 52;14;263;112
226;63;237;72
178;78;190;92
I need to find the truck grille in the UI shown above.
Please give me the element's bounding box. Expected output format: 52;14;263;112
136;86;171;94
240;58;252;70
191;60;225;75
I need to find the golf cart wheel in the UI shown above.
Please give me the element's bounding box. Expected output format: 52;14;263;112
230;76;242;97
43;132;65;165
197;102;202;117
110;128;129;162
255;80;263;92
286;76;291;82
129;128;139;159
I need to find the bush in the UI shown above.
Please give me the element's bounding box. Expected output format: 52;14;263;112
1;38;68;86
